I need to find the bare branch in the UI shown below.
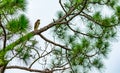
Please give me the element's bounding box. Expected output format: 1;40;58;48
65;50;74;73
6;66;44;73
67;24;99;38
52;67;70;72
59;0;67;14
67;0;88;22
41;42;49;56
7;66;70;73
39;33;71;50
0;15;7;50
29;50;53;68
81;12;119;27
2;12;9;23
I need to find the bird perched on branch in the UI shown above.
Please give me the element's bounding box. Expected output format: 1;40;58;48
34;19;40;31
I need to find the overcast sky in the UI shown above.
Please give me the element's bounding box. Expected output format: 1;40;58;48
6;0;120;73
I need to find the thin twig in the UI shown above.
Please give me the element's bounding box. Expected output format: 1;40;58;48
39;33;71;50
65;50;75;73
2;11;9;23
29;50;53;68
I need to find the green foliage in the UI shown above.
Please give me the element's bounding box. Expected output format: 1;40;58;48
81;38;90;48
64;2;71;9
75;0;82;4
17;47;32;65
87;14;117;40
93;12;102;21
0;0;27;14
68;35;76;44
0;28;2;35
72;0;82;5
109;0;118;8
0;0;35;72
51;0;120;72
72;43;83;54
0;51;8;66
115;6;120;20
53;48;62;55
51;48;66;68
56;11;64;19
53;24;68;39
0;59;8;66
3;32;34;53
70;42;89;66
0;0;120;73
92;58;104;70
95;39;104;49
6;14;29;33
29;39;38;47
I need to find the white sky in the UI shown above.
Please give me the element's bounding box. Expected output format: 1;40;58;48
5;0;120;73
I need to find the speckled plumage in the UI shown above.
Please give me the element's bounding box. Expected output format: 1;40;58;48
34;19;40;31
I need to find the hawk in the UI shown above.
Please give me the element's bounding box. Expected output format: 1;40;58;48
34;19;40;31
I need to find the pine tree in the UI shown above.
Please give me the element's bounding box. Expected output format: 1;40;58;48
0;0;120;73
